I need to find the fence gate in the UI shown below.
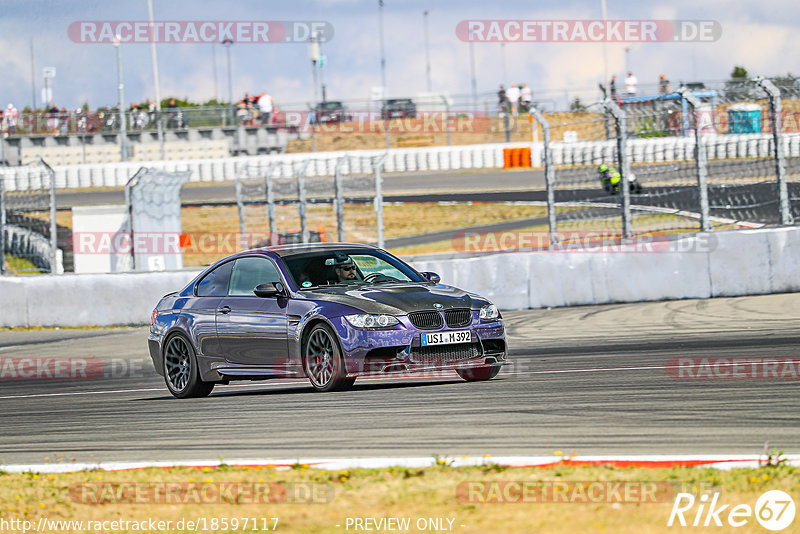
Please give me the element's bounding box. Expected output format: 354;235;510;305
124;168;190;271
235;155;387;249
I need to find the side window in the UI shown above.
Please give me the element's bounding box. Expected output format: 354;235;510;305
196;261;234;297
229;257;282;296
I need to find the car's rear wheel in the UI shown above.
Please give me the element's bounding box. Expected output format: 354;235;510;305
457;365;501;382
303;324;350;392
163;334;214;398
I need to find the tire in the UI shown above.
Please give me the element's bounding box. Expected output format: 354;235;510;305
457;365;501;382
163;334;215;398
303;324;350;392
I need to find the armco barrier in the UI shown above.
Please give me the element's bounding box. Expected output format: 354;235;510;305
3;133;798;191
2;227;799;327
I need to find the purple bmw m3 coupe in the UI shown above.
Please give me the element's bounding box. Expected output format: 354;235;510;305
148;243;508;397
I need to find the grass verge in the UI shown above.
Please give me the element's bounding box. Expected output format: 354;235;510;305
0;463;796;533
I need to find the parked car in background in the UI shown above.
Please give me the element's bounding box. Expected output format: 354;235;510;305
382;98;417;119
313;101;352;123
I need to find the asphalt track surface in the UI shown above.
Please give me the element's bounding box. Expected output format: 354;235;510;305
1;293;798;465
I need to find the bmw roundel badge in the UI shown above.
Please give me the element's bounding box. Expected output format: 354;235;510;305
433;303;443;309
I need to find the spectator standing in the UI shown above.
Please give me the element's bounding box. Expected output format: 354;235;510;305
497;84;507;116
48;103;59;132
146;98;156;127
506;83;520;115
609;75;617;100
259;92;273;125
625;72;638;96
236;100;249;125
4;103;18;134
659;74;670;95
519;83;532;113
166;98;186;129
59;106;69;133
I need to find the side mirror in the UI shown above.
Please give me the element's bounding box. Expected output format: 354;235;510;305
421;272;441;283
254;282;285;298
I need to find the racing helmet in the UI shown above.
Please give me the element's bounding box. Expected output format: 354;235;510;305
597;164;608;173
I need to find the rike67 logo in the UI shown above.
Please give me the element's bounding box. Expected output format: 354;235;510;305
668;490;795;530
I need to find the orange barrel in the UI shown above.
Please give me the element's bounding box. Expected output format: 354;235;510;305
520;147;531;167
511;147;522;167
503;148;513;168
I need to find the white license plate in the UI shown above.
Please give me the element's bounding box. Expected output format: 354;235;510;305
421;330;471;346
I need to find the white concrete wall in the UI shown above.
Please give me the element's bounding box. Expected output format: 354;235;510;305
413;226;800;310
0;270;200;327
2;226;800;327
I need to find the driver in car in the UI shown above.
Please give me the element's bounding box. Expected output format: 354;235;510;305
324;252;359;282
335;260;358;282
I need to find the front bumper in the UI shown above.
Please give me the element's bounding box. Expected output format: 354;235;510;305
331;313;508;378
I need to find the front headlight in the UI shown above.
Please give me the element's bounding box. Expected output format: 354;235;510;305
344;314;400;328
479;304;500;321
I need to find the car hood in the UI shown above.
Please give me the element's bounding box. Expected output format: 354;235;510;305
302;283;486;315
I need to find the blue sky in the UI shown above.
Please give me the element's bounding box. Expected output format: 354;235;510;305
0;0;798;110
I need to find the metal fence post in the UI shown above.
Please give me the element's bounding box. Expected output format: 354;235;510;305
334;155;349;242
603;99;633;239
124;168;147;271
755;77;792;225
677;87;712;232
296;161;310;244
503;101;510;143
234;163;247;249
265;161;278;238
0;123;5;166
529;107;557;245
373;155;386;249
0;173;5;275
42;161;58;273
444;97;452;147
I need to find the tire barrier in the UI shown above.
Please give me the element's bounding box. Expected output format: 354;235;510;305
2;225;58;272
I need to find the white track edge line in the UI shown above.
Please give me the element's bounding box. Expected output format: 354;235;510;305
2;455;799;474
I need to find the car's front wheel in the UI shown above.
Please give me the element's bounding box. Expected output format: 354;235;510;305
303;324;351;392
163;334;215;398
457;365;501;382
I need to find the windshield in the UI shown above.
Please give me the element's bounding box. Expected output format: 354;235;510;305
281;249;425;289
